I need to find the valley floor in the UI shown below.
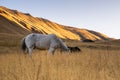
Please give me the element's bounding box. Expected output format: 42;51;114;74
0;47;120;80
0;35;120;80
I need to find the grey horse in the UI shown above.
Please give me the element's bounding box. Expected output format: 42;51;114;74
21;33;69;55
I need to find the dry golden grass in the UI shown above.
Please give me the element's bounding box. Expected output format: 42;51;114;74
0;35;120;80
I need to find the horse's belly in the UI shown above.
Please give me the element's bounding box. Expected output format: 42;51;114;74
35;41;50;49
36;45;49;50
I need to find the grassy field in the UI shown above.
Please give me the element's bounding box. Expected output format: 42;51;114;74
0;34;120;80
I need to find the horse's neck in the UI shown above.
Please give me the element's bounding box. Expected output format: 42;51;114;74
61;43;67;49
58;39;68;50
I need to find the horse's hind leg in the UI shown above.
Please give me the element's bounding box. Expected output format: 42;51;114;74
28;47;33;56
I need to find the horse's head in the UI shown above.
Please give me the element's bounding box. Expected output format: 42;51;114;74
67;46;81;53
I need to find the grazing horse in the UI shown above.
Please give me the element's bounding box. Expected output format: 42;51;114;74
68;46;81;52
21;33;69;55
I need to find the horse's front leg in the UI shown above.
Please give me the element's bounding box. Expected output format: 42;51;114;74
48;47;56;55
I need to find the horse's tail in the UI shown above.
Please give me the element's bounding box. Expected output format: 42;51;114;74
21;38;26;52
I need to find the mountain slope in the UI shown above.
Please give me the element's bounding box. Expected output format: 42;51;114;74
0;6;109;40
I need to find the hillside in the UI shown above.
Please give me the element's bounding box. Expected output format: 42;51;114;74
0;6;109;40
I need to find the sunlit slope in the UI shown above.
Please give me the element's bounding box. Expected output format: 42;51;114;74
0;6;109;40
